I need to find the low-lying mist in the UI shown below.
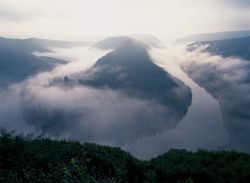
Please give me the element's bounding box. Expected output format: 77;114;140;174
1;41;250;159
181;45;250;153
123;45;229;159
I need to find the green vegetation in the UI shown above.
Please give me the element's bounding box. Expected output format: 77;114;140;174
1;129;250;183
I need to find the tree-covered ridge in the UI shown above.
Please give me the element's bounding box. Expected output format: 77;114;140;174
1;129;250;183
21;36;192;145
0;37;87;88
0;129;142;183
187;36;250;61
85;37;192;112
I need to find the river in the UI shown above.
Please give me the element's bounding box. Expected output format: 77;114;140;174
31;44;230;160
124;44;229;159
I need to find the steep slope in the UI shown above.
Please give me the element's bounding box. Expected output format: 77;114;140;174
79;37;191;117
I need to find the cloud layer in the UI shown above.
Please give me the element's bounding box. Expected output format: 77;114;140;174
18;39;192;146
0;0;249;40
2;41;249;159
0;44;190;149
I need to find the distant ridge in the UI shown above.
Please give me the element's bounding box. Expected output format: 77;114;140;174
187;36;250;61
176;30;250;43
0;36;89;52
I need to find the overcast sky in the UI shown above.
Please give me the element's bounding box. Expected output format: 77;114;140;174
0;0;250;41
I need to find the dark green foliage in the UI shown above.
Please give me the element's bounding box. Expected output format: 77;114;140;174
1;129;250;183
0;129;142;183
150;149;250;183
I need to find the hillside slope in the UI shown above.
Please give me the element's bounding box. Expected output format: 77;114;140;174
0;37;87;88
1;129;250;183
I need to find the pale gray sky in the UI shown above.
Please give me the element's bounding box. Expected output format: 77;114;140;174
0;0;249;41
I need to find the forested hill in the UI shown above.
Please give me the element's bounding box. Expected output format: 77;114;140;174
187;36;250;61
1;129;250;183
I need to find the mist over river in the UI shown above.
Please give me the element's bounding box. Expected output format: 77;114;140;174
0;42;230;160
124;44;230;159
